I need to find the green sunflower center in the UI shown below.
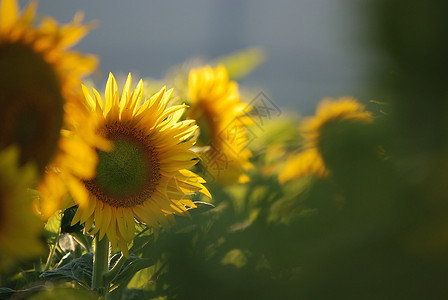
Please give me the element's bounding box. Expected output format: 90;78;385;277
84;123;161;208
191;103;216;146
96;139;148;198
0;43;64;172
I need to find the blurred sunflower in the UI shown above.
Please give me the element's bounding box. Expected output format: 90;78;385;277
279;97;372;183
77;73;210;257
0;0;107;219
0;147;44;266
188;65;253;184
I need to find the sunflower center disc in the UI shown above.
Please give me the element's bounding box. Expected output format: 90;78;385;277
191;104;215;146
0;43;64;172
85;124;161;208
96;138;148;198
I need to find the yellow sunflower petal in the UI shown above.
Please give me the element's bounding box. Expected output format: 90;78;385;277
105;72;119;120
0;0;18;32
99;203;112;240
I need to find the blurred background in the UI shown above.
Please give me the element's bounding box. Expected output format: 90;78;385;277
7;0;448;298
27;0;375;115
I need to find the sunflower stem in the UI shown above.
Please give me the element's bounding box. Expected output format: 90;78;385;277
92;234;110;295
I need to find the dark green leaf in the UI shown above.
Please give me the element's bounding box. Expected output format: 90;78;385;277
0;287;15;299
29;287;97;300
188;201;215;216
40;253;93;287
110;255;154;288
61;207;84;234
0;286;45;299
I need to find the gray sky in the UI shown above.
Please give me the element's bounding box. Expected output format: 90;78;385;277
28;0;376;115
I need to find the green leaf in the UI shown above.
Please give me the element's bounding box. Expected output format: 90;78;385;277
44;210;62;235
40;253;93;287
188;201;215;216
61;206;84;234
213;47;266;80
127;267;154;289
28;287;97;300
0;287;15;298
110;255;154;288
0;286;46;299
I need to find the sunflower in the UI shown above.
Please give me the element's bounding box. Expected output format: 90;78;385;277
279;97;372;184
77;73;210;257
0;0;107;219
38;100;110;219
187;65;253;184
0;147;44;266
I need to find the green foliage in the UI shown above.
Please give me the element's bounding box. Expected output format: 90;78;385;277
60;207;84;234
29;285;98;300
44;210;62;238
110;255;154;289
40;253;93;288
211;47;266;80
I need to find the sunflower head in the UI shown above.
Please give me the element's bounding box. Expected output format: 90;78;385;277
302;97;373;149
0;146;44;266
77;73;210;257
279;97;373;183
188;65;253;184
0;0;106;219
279;148;328;184
0;0;97;172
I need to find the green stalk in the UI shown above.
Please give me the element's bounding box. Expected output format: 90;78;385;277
92;235;110;295
44;227;61;271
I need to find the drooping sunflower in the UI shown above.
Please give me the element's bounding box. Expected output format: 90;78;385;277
0;0;107;219
77;73;210;257
279;97;372;184
187;65;253;184
0;147;44;266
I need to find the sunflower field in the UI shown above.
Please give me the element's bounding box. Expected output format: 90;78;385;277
1;0;448;299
